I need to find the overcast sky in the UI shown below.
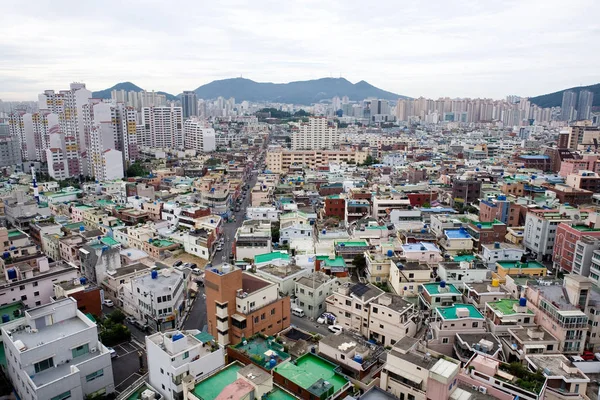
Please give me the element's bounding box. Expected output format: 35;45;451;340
1;0;598;101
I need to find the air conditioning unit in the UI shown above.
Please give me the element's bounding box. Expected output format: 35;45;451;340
141;390;156;400
90;347;97;353
478;386;487;394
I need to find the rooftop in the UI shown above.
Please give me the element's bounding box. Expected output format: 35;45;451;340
422;282;460;295
108;262;150;278
315;255;347;269
258;264;304;279
254;251;290;264
335;240;369;247
488;299;534;316
436;304;484;320
402;242;440;252
135;269;182;289
296;272;334;289
571;224;600;232
231;335;290;370
445;229;471;240
241;273;272;294
193;363;242;400
527;354;588;381
510;327;558;343
497;261;546;270
273;353;348;395
0;302;25;324
11;315;90;350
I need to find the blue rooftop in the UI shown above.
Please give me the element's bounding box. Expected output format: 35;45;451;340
445;229;471;239
519;155;550;159
402;242;440;252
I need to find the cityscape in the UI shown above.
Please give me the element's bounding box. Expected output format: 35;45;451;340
1;2;600;400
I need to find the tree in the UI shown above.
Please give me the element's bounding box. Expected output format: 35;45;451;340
108;310;126;324
361;155;380;166
205;158;220;166
352;254;367;275
126;162;148;177
293;110;311;117
271;225;280;243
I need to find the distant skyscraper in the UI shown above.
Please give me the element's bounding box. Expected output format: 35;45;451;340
181;91;198;119
561;90;577;121
577;90;594;121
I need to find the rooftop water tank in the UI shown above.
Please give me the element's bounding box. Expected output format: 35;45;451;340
353;354;363;363
519;297;527;307
440;280;446;288
494;242;500;249
172;333;184;342
387;250;393;257
269;358;277;368
79;225;85;232
2;252;9;260
80;277;87;285
7;268;17;280
151;270;158;279
491;279;499;287
1;314;9;323
322;230;326;234
477;224;482;229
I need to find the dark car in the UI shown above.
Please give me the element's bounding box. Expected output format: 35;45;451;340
173;260;183;267
133;320;150;332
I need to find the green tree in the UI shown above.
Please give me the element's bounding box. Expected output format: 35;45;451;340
293;110;311;117
205;158;220;166
352;254;367;274
362;155;380;166
108;310;126;324
271;225;280;243
126;162;148;177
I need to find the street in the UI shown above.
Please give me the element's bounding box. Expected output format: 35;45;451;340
111;341;146;396
183;284;207;331
290;314;331;336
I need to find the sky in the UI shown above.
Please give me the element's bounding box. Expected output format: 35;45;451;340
1;0;599;101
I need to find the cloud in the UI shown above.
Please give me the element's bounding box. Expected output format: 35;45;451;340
0;0;599;101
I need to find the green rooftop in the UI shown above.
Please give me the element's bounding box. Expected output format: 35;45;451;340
497;261;546;270
101;237;119;247
194;331;215;343
335;240;369;247
74;205;94;210
254;252;290;264
63;222;84;230
488;299;534;316
152;239;177;248
327;194;341;199
232;335;289;370
436;303;484;320
0;302;24;323
273;353;348;394
572;225;600;232
453;254;476;262
265;388;297;400
7;230;23;238
316;255;347;268
422;282;460;295
193;363;242;400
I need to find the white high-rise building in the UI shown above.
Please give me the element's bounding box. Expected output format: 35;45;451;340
88;116;124;181
8;111;60;161
1;298;115;400
184;118;216;152
290;117;339;150
141;106;184;149
38;83;92;177
46;125;69;180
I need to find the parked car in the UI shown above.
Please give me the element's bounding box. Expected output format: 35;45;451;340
328;325;343;335
133;320;150;332
317;312;336;325
103;299;114;307
173;260;183;267
125;316;136;324
192;268;202;275
216;245;223;251
107;347;117;358
581;351;596;361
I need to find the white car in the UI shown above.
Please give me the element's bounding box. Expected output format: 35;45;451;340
192;268;202;275
328;325;343;335
107;347;117;358
103;299;114;307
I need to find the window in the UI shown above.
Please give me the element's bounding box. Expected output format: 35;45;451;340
472;322;478;328
50;391;71;400
183;351;189;359
372;307;378;313
442;338;449;344
19;285;25;291
34;357;54;373
261;313;266;320
345;300;351;306
34;292;39;297
161;368;164;374
86;369;104;382
271;308;276;315
254;316;259;323
355;304;362;310
72;343;89;358
20;295;27;301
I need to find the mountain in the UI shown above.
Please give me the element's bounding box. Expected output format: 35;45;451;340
193;77;407;104
530;83;600;108
92;82;178;101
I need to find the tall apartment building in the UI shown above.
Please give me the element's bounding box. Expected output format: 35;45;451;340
1;298;115;400
111;89;167;110
291;117;339;150
183;118;216;152
38;83;93;177
561;90;578;121
577;90;594;121
0;136;22;170
266;148;368;173
141;106;184;149
8;110;60;161
181;91;198;119
204;264;291;346
560;123;600;151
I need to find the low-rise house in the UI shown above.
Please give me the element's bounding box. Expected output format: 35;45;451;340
462;280;510;310
389;260;431;297
254;251;290;268
280;221;313;245
426;303;486;356
102;262;151;304
502;326;560;363
255;263;308;296
481;242;525;268
399;242;443;265
143;238;181;260
454;332;503;363
53;278;102;316
495;260;547;279
437;228;474;255
246;207;280;222
326;283;383;337
437;260;490;284
146;330;225;400
318;333;385;381
295;272;339;319
234;221;272;262
485;298;536;336
368;293;419;346
418;282;462;310
226;333;290;371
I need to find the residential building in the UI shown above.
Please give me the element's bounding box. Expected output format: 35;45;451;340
184;118;216;152
295;272;339;319
485;298;535;336
53;278;102;316
255;263;308;297
437;228;474;255
451;178;481;205
368;293;419;346
1;298;115;400
204;264;291;346
266;149;368;173
466;220;507;252
553;221;600;272
495;260;547;279
326;283;382;337
437;261;489;285
290;117;339;150
372;196;411;220
502;326;560;363
523;209;572;262
122;268;186;331
561;90;577;121
577;89;594;121
324;195;346;220
245;207;280;222
0;136;22;169
141;106;184;149
380;337;463;400
462;280;510;310
388;260;430;297
426;303;486;355
181;90;198;119
481;242;525;268
146;329;225;400
418;282;462;310
318;333;385;381
399;242;442;265
234;221;272;261
565;170;600;193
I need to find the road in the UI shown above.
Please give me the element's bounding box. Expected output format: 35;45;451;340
217;171;259;264
290;315;331;336
183;284;207;331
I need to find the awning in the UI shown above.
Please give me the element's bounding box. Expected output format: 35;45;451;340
385;363;424;385
232;313;246;321
524;344;546;349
